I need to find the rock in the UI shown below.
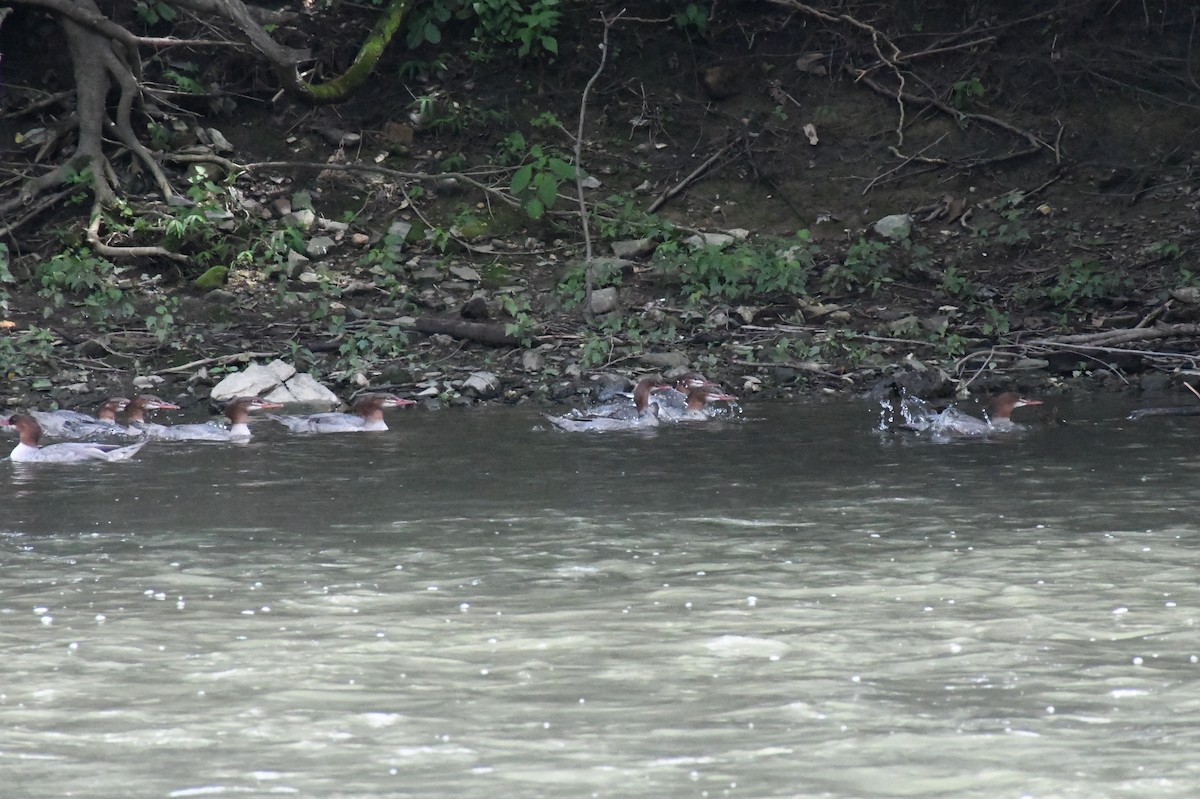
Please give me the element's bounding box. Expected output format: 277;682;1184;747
873;214;912;240
581;175;601;189
1171;286;1200;304
1011;358;1050;371
521;349;545;372
1139;372;1173;393
449;265;480;282
266;360;297;383
593;372;632;399
611;238;657;258
589;286;619;315
133;375;165;389
281;208;316;229
192;265;229;291
463;371;501;399
206;127;234;153
285;250;310;278
210;364;282;401
461;296;489;320
305;235;337;257
684;232;735;249
639;351;690;370
264;372;339;404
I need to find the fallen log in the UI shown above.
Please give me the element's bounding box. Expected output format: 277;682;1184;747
414;316;521;347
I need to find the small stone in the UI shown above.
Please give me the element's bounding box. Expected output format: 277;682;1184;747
610;238;657;259
589;286;619;315
281;208;316;229
639;351;689;369
133;375;165;389
463;371;501;399
449;265;480;282
684;232;735;249
305;235;336;257
873;213;912;240
192;265;229;291
521;350;545;372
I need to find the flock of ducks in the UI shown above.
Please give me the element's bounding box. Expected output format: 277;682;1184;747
0;393;413;463
2;372;1058;464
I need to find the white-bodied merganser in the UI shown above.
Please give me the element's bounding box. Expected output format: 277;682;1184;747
268;393;417;433
654;372;721;414
547;378;662;432
569;377;667;420
1;413;147;462
122;394;182;436
674;385;739;420
136;395;281;441
30;397;132;438
915;392;1043;437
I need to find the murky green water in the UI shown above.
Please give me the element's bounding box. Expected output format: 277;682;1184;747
2;397;1198;798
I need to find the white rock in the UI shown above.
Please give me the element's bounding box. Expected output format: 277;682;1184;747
589;286;619;315
210;364;281;401
265;360;297;382
873;213;912;240
133;375;165;388
463;371;500;398
281;372;339;404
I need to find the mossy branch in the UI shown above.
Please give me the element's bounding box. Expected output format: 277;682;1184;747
299;0;414;104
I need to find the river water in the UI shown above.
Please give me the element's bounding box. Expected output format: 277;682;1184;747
2;396;1198;798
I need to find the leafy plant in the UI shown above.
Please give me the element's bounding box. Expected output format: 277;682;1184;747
656;232;817;304
499;293;537;344
471;0;561;59
951;76;985;111
1048;258;1130;307
558;258;624;306
994;209;1031;247
134;0;177;25
0;326;59;380
510;143;575;219
675;3;710;34
822;237;890;294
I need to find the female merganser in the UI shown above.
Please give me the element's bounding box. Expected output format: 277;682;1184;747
918;391;1043;437
268;393;417;433
122;394;182;436
547;379;662;432
674;385;739;421
1;413;146;462
653;372;722;415
136;395;281;441
31;397;132;438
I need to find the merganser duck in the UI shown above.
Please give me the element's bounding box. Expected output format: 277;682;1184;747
268;393;417;433
136;395;281;441
674;385;739;421
653;372;722;415
31;397;131;438
1;413;146;462
547;379;662;432
122;394;182;436
917;391;1043;437
571;377;667;420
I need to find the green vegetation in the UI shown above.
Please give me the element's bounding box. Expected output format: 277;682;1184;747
654;231;818;304
822;237;890;295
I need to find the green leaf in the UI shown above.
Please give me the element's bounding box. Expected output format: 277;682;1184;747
511;163;533;195
547;158;575;180
535;172;558;207
424;22;441;44
541;36;558;54
525;198;545;219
